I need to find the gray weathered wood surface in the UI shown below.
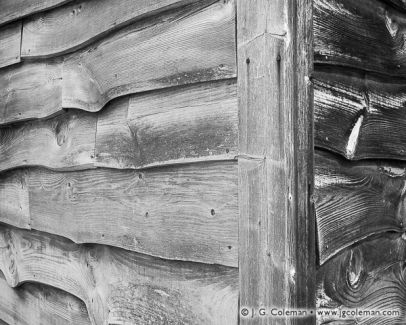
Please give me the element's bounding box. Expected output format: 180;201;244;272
0;80;237;171
0;0;73;26
315;68;406;160
0;0;236;125
0;272;91;325
21;0;211;58
0;162;238;267
317;233;406;324
238;0;315;324
0;21;22;69
315;0;406;76
0;226;238;325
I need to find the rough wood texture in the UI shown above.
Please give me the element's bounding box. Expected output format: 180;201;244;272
0;80;237;171
238;0;315;324
314;0;406;75
0;272;91;325
0;162;238;267
315;68;406;160
0;0;73;26
0;21;22;69
0;0;236;126
317;234;406;324
0;226;238;325
315;150;406;264
22;0;211;58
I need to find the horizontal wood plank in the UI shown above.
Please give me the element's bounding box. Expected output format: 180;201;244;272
0;0;236;125
0;272;91;325
315;68;406;160
317;234;406;324
315;150;406;264
0;80;237;171
0;0;73;26
0;162;238;267
0;21;22;69
21;0;212;58
0;226;238;325
315;0;406;76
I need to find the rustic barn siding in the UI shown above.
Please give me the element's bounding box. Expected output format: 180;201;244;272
314;0;406;322
0;0;240;324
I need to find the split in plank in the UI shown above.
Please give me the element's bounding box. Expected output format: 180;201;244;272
0;161;238;267
317;233;406;324
22;0;215;58
315;149;406;264
315;67;406;160
0;0;73;26
0;21;22;69
0;271;91;325
0;0;236;125
0;80;237;171
0;226;238;325
315;0;406;76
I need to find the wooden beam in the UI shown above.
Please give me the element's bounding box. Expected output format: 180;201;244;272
237;0;315;324
0;272;91;325
0;226;238;325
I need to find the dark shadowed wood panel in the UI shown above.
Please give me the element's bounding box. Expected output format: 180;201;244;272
0;226;238;325
317;234;406;324
0;0;236;126
22;0;213;58
0;162;238;267
315;68;406;160
238;0;315;324
315;150;406;264
314;0;406;76
0;272;91;325
0;81;237;171
0;0;73;26
0;21;21;69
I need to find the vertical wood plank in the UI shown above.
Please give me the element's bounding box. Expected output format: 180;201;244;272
0;21;22;69
237;1;315;324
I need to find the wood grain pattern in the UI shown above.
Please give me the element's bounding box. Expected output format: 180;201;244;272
0;21;22;69
0;80;237;171
0;226;238;325
315;150;406;264
0;272;91;325
0;162;238;267
21;0;212;58
315;68;406;160
317;234;406;324
238;0;315;323
0;0;236;126
314;0;406;75
0;0;73;26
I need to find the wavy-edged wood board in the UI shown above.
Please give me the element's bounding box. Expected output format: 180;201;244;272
0;21;22;69
21;0;213;58
0;271;91;325
0;226;238;325
317;234;406;324
0;80;237;171
0;0;73;26
0;161;238;267
315;68;406;160
0;0;236;126
315;0;406;76
315;150;406;264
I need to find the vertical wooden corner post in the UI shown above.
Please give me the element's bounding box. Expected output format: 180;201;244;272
237;0;315;324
